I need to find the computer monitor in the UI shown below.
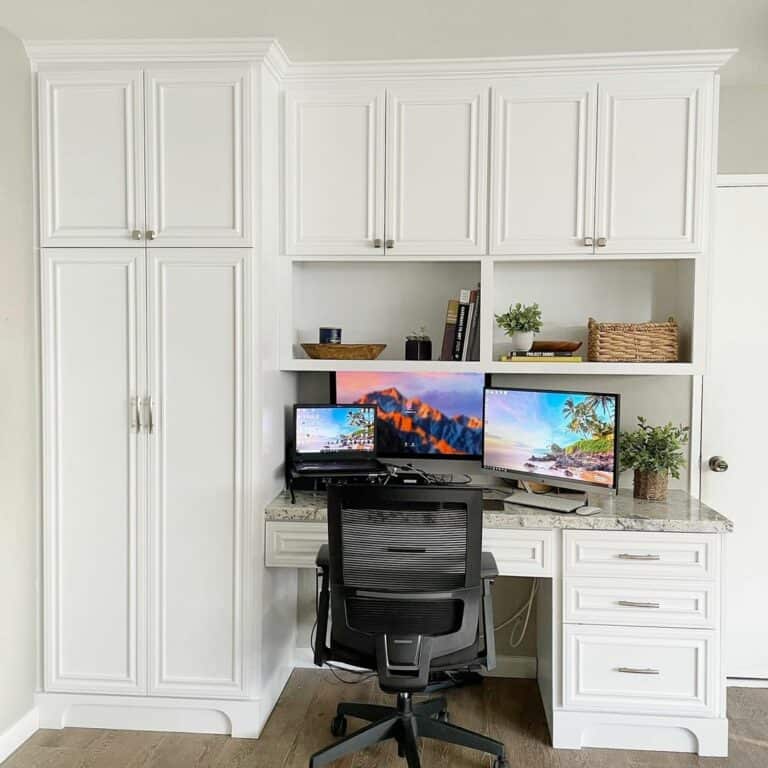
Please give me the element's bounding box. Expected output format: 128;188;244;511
293;404;377;461
332;372;487;459
482;386;620;491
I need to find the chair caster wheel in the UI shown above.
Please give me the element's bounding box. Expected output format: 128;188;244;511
437;710;449;723
493;757;510;768
330;715;347;737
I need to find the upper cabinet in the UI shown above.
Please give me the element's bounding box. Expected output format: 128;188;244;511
38;64;252;247
594;73;713;255
284;85;386;256
283;81;489;257
491;77;597;255
38;69;146;247
491;71;713;256
386;83;488;255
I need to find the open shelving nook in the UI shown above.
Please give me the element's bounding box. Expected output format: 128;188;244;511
280;256;702;375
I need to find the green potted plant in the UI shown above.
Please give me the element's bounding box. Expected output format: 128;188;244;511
495;302;542;353
619;417;690;501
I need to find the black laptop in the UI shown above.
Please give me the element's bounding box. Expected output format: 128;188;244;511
292;404;385;474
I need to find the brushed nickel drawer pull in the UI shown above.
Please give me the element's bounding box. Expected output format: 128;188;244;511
617;553;661;561
617;600;660;609
617;667;660;675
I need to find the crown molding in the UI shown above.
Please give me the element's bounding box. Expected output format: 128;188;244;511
23;38;735;81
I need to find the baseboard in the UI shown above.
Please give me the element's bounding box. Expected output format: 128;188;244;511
294;648;537;679
0;707;39;763
727;677;768;688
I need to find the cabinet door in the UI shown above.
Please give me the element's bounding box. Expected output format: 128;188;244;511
386;83;488;255
41;249;146;693
594;73;714;254
490;77;597;254
284;85;385;255
148;249;248;698
145;66;251;246
38;69;145;246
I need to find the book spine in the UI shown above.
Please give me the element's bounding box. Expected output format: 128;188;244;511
461;299;476;361
468;289;481;361
452;302;469;360
440;299;459;361
506;351;572;357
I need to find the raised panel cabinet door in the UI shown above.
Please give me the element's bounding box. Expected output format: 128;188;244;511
386;83;488;255
148;249;249;698
41;249;146;693
145;66;251;246
594;73;714;254
490;77;597;254
284;85;385;255
38;69;145;246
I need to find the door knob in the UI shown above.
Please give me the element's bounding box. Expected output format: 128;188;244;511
373;238;383;248
146;230;157;240
596;237;608;247
583;237;594;247
385;239;395;249
131;229;143;240
709;456;729;473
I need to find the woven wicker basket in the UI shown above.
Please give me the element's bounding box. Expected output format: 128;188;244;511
587;317;678;362
633;470;669;502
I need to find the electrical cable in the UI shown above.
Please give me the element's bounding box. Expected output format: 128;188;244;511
493;579;538;649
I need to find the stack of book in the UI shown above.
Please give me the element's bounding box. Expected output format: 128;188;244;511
440;285;481;361
498;351;583;363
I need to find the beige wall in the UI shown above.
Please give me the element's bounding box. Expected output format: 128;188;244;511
720;85;768;173
0;28;37;733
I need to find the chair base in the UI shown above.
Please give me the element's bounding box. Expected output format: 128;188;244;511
309;692;508;768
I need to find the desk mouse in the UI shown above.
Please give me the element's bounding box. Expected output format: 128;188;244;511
575;505;602;516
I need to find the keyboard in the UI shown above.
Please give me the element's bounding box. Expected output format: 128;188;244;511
504;490;586;513
294;460;383;474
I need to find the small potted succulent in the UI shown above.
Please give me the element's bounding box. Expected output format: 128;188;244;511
619;417;690;502
495;302;542;353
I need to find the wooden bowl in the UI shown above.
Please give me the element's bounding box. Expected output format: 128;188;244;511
531;340;582;353
301;343;387;360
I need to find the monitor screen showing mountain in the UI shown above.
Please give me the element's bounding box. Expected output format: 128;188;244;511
333;372;485;457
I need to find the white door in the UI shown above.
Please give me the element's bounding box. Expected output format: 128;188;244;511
386;83;488;255
38;69;145;246
594;72;713;254
41;249;146;693
147;249;248;698
144;66;252;246
701;179;768;679
284;85;386;256
490;77;598;255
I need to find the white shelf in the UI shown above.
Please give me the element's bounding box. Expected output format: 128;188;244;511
281;358;697;375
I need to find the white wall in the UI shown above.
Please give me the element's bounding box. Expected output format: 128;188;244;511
0;27;37;735
719;85;768;173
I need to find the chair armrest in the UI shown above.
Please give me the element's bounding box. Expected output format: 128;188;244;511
316;544;329;570
481;551;499;580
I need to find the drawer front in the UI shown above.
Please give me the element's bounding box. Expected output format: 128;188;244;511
265;521;327;568
563;578;718;629
563;624;718;716
483;528;553;577
563;530;719;580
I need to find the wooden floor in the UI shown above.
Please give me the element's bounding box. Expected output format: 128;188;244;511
5;671;768;767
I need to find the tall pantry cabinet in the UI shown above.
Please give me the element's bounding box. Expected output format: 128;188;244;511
33;41;295;736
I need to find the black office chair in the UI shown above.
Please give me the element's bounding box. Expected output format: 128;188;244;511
310;484;508;768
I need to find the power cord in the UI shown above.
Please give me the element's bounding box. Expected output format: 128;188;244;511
493;578;538;649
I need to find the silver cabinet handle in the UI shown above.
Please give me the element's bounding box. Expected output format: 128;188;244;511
138;398;154;433
596;237;607;247
129;397;140;432
583;236;594;247
131;229;143;240
385;239;395;249
709;456;729;473
373;238;383;248
146;398;154;434
617;667;660;675
617;600;660;609
617;553;661;561
146;230;157;240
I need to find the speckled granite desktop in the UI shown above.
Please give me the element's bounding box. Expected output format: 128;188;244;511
265;488;733;533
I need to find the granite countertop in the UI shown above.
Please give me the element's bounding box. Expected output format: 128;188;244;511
265;488;733;534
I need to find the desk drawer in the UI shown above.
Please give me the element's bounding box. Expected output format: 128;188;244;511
483;528;553;577
563;624;718;716
563;578;718;628
563;531;719;580
265;521;327;567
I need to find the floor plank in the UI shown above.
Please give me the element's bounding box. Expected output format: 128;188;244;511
4;675;768;768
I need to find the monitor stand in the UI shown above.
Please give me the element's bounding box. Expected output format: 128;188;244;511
503;488;587;514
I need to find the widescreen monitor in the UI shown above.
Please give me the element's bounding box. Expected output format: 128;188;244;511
482;386;620;490
332;372;486;458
